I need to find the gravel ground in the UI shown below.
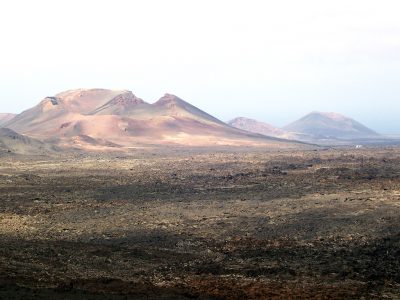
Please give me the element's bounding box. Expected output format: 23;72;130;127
0;147;399;299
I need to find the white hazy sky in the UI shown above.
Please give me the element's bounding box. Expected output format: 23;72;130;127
1;0;400;133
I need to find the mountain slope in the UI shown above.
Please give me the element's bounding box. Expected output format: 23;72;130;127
228;117;286;137
284;112;379;139
0;128;58;155
0;113;16;126
90;91;150;116
6;89;306;149
153;94;227;125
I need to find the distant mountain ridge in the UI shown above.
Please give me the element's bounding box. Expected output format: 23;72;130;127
228;117;286;137
5;89;381;150
228;112;380;143
228;117;312;141
3;89;304;150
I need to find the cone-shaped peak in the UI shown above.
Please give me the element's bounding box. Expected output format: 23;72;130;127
155;93;183;105
284;111;379;138
108;91;146;106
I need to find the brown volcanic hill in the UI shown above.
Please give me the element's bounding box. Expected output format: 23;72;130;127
0;113;16;126
5;89;307;149
0;128;58;155
284;112;379;139
4;89;127;135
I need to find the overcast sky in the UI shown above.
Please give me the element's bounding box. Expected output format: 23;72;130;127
1;0;399;133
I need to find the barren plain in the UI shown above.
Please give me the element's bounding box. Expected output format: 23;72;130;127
0;147;399;299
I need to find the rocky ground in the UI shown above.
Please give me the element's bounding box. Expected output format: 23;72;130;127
0;147;399;299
